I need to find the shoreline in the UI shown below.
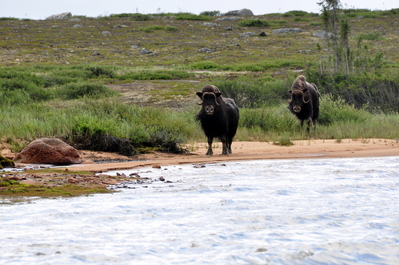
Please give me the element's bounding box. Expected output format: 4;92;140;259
65;138;399;172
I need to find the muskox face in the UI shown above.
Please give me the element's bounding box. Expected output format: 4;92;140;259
196;91;222;115
288;88;309;113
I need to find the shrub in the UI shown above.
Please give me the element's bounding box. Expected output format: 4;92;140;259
110;13;153;21
318;94;369;125
120;70;189;80
200;11;221;17
283;10;309;17
173;13;211;21
79;65;117;78
190;61;219;70
213;78;290;108
0;78;53;104
356;32;384;41
240;106;297;132
238;19;269;27
139;26;178;32
58;82;116;100
0;17;19;20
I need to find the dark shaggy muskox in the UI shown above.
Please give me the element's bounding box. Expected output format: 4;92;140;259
288;75;320;132
196;85;239;155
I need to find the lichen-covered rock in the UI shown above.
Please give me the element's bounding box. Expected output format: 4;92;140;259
13;138;81;165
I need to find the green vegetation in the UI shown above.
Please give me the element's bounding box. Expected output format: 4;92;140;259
0;179;111;197
173;13;211;21
356;32;385;41
139;25;178;32
110;13;153;21
0;155;14;169
238;19;270;27
0;5;399;157
199;11;221;17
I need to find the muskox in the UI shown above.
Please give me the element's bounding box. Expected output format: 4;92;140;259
288;75;320;132
196;85;239;155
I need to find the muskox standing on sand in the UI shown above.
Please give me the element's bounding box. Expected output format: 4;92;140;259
196;85;239;155
288;75;320;132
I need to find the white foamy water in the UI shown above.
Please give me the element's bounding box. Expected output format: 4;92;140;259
1;156;399;264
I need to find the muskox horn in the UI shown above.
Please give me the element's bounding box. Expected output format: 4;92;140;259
303;98;310;104
288;90;293;103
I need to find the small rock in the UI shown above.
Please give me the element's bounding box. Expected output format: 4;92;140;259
202;22;218;27
159;176;165;181
198;48;215;53
273;28;302;34
152;164;161;169
240;32;256;37
140;48;152;54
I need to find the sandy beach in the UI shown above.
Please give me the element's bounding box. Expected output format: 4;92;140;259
69;138;399;172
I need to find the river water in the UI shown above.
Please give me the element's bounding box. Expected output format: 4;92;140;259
1;156;399;264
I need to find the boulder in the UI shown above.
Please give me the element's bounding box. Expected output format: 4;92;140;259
313;30;334;39
13;138;81;165
46;12;72;20
240;32;256;37
222;8;254;16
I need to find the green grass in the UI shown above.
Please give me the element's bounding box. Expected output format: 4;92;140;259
173;13;211;21
139;25;178;32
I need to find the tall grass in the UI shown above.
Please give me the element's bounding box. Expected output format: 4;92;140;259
2;65;399;154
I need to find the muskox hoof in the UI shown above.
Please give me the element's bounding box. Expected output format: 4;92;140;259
205;151;213;156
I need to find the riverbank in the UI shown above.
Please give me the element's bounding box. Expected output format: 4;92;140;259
1;138;398;197
68;138;399;172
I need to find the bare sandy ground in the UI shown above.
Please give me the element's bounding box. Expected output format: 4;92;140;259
69;138;399;172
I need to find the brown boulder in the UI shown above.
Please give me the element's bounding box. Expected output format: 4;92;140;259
13;138;81;165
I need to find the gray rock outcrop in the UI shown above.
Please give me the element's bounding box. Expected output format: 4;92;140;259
222;8;254;16
46;12;72;20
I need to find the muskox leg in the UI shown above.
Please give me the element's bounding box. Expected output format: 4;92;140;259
227;137;233;154
206;137;213;156
221;136;229;155
306;118;313;133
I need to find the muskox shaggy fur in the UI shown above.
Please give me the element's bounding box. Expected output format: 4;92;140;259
196;85;239;155
288;75;320;132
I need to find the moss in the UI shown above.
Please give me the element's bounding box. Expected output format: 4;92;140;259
0;180;113;197
0;155;14;169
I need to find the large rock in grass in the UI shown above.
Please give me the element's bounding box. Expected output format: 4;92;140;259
14;138;81;165
222;9;254;16
46;12;72;20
